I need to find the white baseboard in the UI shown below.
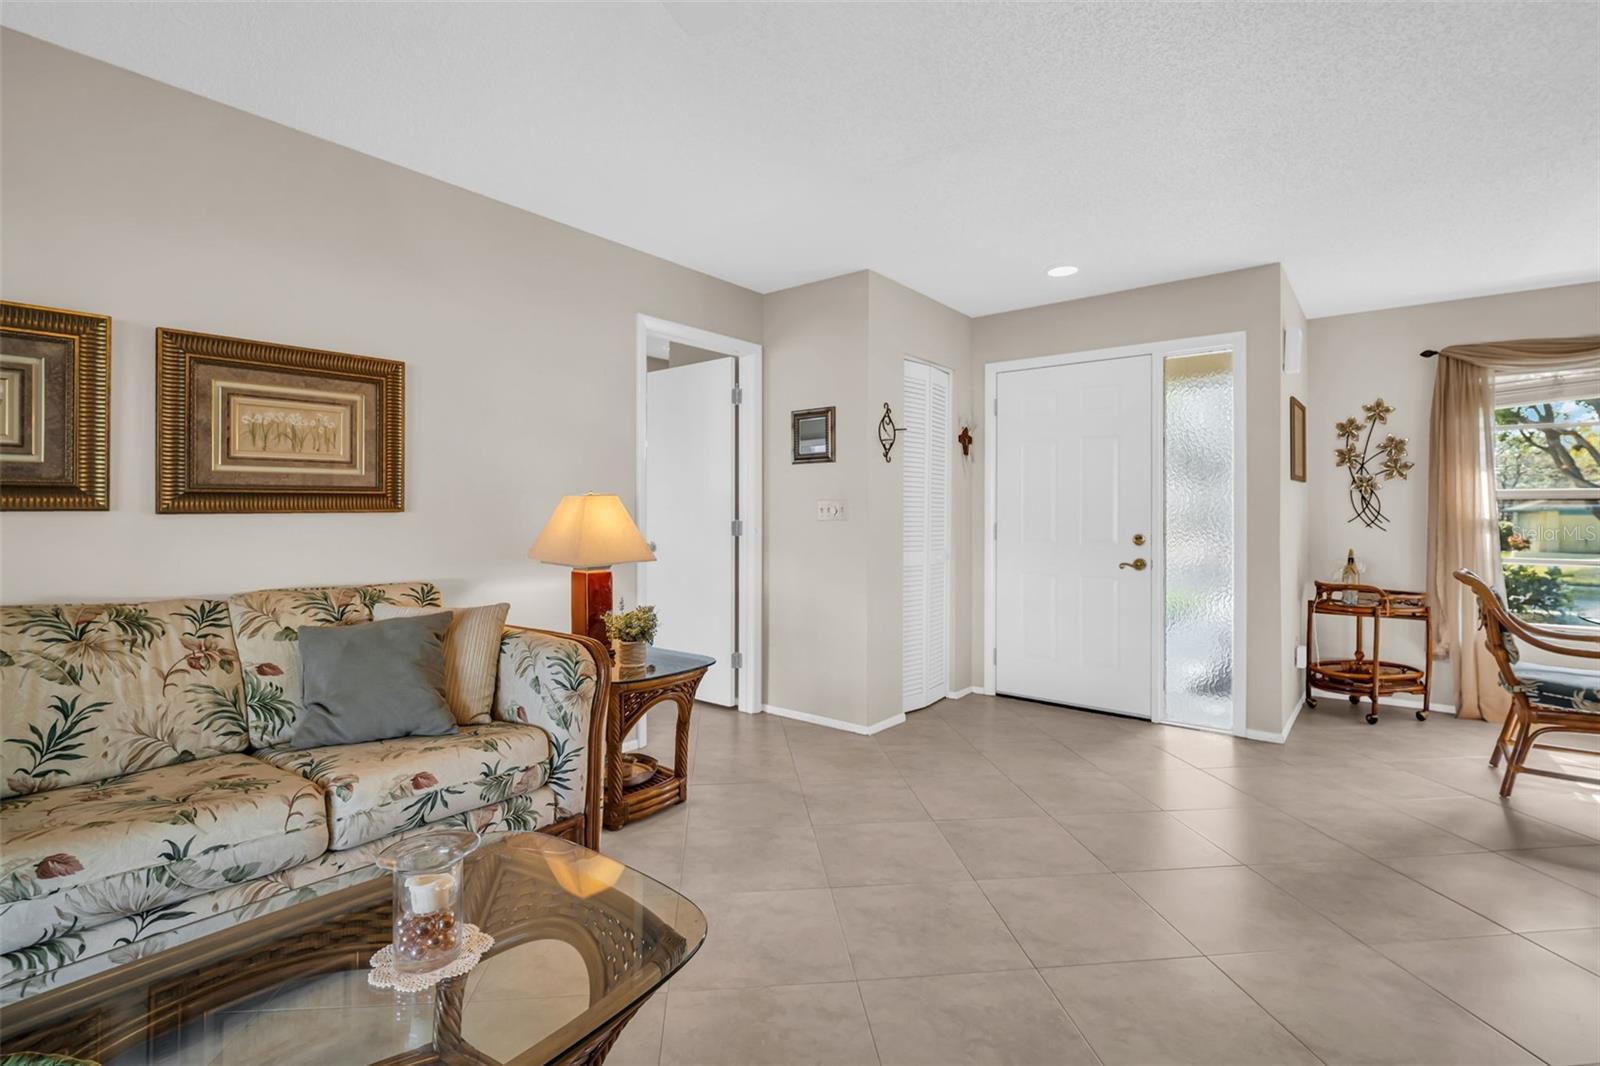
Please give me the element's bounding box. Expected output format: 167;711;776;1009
1241;696;1304;745
1375;695;1457;716
1309;687;1457;716
763;703;905;736
945;686;979;700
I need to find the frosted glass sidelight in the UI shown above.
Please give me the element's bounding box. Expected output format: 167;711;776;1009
1163;351;1235;729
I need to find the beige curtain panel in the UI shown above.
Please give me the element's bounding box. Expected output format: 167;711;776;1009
1426;335;1600;721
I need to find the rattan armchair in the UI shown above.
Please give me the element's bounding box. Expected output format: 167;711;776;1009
1454;568;1600;797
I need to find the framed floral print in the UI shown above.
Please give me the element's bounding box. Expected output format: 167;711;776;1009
155;328;404;513
0;301;112;511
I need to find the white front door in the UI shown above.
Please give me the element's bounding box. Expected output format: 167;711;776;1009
643;358;737;706
903;360;952;713
994;355;1153;717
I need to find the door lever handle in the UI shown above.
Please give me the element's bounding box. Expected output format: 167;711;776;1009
1118;558;1148;571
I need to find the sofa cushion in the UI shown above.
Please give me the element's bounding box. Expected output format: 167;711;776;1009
226;582;442;748
0;753;328;953
257;722;552;850
1514;662;1600;713
292;613;456;748
0;785;560;997
372;602;510;725
0;598;249;798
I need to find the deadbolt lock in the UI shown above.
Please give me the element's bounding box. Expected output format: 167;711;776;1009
1132;533;1146;546
1119;558;1148;571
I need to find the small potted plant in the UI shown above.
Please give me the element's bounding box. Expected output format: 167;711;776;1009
603;603;658;668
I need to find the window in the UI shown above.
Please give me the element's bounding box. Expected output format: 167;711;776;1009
1492;369;1600;628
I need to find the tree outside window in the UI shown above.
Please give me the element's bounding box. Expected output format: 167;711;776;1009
1492;388;1600;628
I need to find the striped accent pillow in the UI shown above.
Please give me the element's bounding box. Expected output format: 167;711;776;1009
372;601;510;725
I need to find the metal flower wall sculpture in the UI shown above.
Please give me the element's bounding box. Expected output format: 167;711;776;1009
1335;398;1413;529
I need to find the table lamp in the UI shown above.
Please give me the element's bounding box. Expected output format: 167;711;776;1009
530;493;656;644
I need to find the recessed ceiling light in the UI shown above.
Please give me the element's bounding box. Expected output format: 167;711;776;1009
1046;265;1079;278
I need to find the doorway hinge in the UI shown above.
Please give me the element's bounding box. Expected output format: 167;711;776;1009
993;397;999;416
993;647;998;665
731;384;743;406
993;522;998;541
731;651;743;670
731;519;743;537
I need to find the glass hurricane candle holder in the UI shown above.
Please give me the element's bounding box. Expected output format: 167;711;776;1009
375;828;480;974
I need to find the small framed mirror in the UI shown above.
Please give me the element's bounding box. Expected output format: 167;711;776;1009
791;406;836;463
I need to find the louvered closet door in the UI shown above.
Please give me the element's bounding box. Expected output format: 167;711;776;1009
903;360;951;713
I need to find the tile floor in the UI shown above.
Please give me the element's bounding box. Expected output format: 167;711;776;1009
594;694;1600;1066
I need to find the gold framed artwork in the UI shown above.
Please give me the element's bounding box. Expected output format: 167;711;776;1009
1;301;111;511
1289;395;1307;483
155;328;404;513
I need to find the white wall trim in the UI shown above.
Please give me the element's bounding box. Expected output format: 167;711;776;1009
1243;696;1304;744
945;686;979;700
635;314;764;715
982;331;1250;736
763;704;907;736
1309;688;1458;716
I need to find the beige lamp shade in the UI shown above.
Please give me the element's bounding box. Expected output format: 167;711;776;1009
529;493;656;569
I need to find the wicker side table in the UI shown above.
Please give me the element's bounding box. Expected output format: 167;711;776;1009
604;647;715;831
1305;581;1432;724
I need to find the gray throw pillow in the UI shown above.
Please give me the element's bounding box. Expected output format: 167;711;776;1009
290;613;457;749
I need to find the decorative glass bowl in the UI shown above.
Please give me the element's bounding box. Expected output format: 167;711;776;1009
375;828;480;974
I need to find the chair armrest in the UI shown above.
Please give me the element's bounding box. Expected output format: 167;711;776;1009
495;625;610;847
1511;619;1600;644
1485;594;1600;657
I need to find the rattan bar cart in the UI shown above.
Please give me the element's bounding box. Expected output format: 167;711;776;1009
1305;581;1433;724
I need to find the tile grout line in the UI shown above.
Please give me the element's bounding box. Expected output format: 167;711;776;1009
1368;936;1561;1066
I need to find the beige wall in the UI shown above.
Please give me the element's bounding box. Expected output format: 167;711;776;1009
761;273;874;723
1306;282;1600;703
657;341;728;370
971;265;1292;735
761;271;973;728
0;31;763;625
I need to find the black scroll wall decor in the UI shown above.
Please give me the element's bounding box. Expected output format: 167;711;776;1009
878;403;902;462
1335;397;1413;529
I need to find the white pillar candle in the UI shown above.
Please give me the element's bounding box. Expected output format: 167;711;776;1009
404;872;454;914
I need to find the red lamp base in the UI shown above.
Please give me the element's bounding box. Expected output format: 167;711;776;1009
570;568;613;645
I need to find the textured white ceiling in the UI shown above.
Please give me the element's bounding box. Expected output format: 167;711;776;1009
3;2;1596;318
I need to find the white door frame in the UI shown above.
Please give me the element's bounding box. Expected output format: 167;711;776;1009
635;314;764;715
982;331;1249;735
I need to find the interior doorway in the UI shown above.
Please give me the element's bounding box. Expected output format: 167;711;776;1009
984;334;1248;734
635;315;763;714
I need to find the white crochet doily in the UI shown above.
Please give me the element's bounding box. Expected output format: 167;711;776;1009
367;924;495;991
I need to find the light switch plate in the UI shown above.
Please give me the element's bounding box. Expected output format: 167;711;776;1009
817;499;846;521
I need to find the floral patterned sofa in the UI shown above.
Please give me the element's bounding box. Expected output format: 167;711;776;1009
0;582;608;995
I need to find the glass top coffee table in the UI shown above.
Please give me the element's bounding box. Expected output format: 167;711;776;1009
0;833;705;1066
